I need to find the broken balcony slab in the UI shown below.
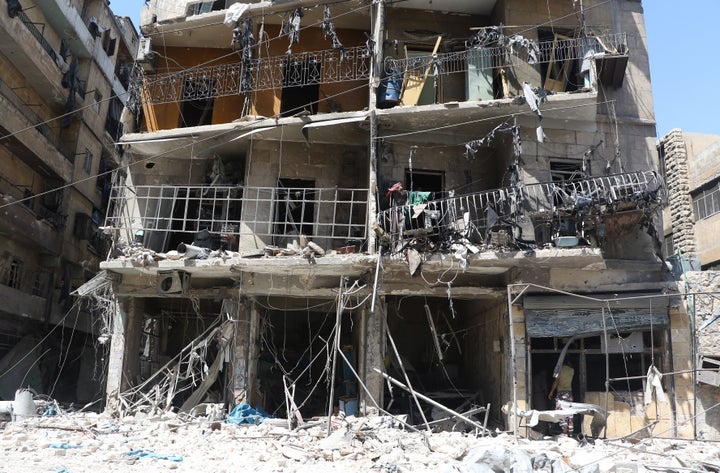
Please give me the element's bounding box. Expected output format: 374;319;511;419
376;91;598;145
120;111;371;157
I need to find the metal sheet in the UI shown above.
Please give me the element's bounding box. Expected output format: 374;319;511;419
525;307;669;338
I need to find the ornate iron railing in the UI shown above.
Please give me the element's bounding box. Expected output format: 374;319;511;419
140;45;371;105
376;170;664;251
137;33;626;106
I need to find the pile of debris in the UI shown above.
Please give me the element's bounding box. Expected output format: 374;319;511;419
2;407;719;472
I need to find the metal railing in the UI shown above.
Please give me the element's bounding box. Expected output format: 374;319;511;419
376;170;664;249
140;45;371;105
0;78;75;162
137;33;626;107
384;33;627;79
14;8;62;68
106;184;368;252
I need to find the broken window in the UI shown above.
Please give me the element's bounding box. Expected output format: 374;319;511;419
179;79;215;127
274;179;315;245
538;30;580;92
698;356;720;386
4;259;22;289
280;60;320;117
83;149;93;174
102;29;116;57
187;0;224;16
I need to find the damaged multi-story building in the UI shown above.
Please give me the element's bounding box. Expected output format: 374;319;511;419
94;0;710;439
0;1;138;403
659;130;720;440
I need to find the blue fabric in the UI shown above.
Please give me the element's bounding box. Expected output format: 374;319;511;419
49;443;82;449
226;403;271;425
127;449;183;462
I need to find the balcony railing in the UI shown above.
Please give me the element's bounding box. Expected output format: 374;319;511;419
106;185;368;253
384;33;627;79
376;171;664;251
136;33;626;108
140;45;371;105
0;78;75;162
14;8;64;70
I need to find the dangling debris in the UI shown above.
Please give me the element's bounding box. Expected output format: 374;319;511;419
283;7;303;55
321;5;345;60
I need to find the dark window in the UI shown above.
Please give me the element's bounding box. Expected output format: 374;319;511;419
105;95;124;140
404;169;443;196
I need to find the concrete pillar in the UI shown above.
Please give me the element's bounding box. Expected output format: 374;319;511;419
231;298;250;404
361;296;386;412
246;300;261;406
105;297;144;415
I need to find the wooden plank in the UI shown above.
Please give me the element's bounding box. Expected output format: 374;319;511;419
401;36;442;106
140;86;159;131
544;33;571;92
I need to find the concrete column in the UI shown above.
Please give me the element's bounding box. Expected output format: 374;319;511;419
246;300;261;406
105;297;144;415
231;298;250;404
362;296;386;412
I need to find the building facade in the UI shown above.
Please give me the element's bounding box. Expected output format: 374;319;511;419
0;0;137;403
97;0;703;438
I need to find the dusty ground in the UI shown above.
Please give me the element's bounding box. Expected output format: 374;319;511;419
1;412;719;473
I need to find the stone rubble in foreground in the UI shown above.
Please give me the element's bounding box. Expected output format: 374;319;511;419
0;412;718;473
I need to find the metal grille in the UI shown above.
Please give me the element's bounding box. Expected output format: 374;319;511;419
376;170;664;247
141;45;371;105
106;185;368;251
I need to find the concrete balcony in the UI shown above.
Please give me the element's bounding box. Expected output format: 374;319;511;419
0;194;63;255
0;78;75;177
0;7;68;107
0;284;46;322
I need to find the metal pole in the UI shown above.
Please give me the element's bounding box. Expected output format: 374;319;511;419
602;306;610;438
507;285;518;440
373;369;488;433
326;277;345;436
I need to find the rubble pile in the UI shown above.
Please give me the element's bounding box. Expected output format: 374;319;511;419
1;412;719;473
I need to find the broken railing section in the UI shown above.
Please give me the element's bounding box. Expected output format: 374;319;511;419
376;170;665;253
114;317;229;417
384;33;627;87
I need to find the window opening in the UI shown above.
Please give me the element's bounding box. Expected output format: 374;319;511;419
280;60;320;117
180;79;215;127
538;30;580;92
83;149;93;174
274;179;315;244
5;259;23;289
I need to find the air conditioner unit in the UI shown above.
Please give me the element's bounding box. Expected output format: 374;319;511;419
157;270;190;294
